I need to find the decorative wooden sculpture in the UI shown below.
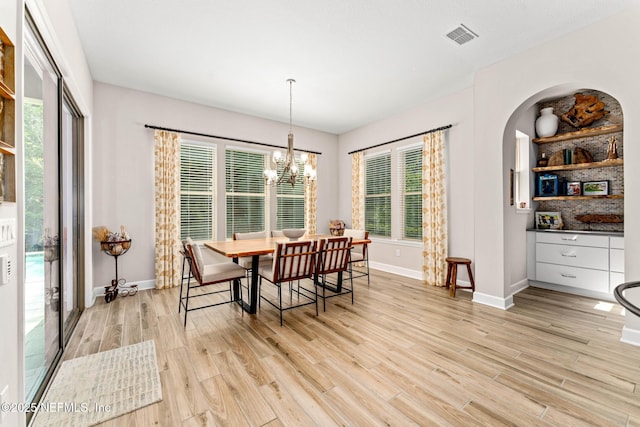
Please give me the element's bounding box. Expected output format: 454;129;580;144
573;147;593;164
547;150;565;167
576;214;623;224
606;136;618;160
560;93;608;128
547;147;592;166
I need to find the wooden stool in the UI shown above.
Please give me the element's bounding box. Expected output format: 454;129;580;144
445;257;475;297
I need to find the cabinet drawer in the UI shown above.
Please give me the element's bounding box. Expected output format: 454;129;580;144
610;248;624;273
536;263;609;293
610;272;625;293
610;236;624;250
536;243;608;270
536;232;609;248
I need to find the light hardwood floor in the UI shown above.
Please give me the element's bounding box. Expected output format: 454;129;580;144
62;270;640;426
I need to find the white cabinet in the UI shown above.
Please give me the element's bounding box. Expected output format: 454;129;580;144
535;263;610;293
530;231;623;299
609;236;624;292
535;232;608;248
536;243;608;270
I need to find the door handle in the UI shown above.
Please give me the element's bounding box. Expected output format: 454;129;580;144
561;253;577;257
561;236;578;241
560;273;577;278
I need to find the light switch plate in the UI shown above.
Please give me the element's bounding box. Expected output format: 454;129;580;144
0;255;8;285
0;219;15;248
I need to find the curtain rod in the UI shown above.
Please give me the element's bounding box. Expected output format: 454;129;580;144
144;124;322;155
347;124;452;155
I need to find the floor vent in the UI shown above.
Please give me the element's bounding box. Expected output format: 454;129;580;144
445;24;479;45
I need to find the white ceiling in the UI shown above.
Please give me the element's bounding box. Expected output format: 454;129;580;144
68;0;639;134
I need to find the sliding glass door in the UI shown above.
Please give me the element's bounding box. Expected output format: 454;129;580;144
23;19;61;403
61;96;83;340
24;14;84;409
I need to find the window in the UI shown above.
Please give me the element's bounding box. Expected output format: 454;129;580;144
226;148;266;238
365;152;391;237
515;130;531;210
276;158;305;229
400;145;422;239
180;142;216;241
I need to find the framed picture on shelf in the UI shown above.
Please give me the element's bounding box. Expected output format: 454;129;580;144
583;180;609;196
567;181;581;196
535;211;563;229
538;173;559;197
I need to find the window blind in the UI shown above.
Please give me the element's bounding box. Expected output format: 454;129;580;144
399;146;422;240
365;152;391;237
180;142;216;241
225;148;266;238
276;157;305;229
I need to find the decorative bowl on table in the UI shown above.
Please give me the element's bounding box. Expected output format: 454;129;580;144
282;229;306;241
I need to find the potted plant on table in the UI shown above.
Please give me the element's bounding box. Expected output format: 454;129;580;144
329;219;345;236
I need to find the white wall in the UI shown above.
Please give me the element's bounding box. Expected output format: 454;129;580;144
474;6;640;333
0;3;20;425
91;83;339;294
502;106;537;298
338;87;475;281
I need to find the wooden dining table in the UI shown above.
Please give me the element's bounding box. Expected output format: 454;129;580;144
205;234;371;314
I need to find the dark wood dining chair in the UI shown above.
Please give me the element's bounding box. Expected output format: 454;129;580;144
314;236;353;311
257;240;317;326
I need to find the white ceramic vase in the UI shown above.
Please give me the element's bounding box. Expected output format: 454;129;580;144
535;107;559;138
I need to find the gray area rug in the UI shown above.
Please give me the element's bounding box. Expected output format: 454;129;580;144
32;340;162;427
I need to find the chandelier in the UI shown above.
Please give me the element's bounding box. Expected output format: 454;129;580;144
264;79;317;187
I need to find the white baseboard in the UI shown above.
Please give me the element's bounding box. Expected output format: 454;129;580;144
93;279;155;299
370;262;509;308
473;292;514;310
369;261;422;280
510;278;529;296
368;262;479;287
528;280;615;302
620;326;640;347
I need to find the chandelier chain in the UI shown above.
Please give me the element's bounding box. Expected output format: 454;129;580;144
288;78;295;133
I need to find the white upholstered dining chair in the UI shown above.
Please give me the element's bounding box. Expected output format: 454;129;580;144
343;229;370;287
179;237;247;327
232;230;274;270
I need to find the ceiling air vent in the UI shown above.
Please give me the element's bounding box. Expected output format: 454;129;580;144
445;24;479;45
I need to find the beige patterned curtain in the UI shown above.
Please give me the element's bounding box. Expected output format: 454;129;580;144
422;130;448;286
304;153;318;234
351;151;365;229
154;130;182;289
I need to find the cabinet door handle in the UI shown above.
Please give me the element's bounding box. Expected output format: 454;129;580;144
561;252;577;257
561;236;578;241
560;273;577;278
